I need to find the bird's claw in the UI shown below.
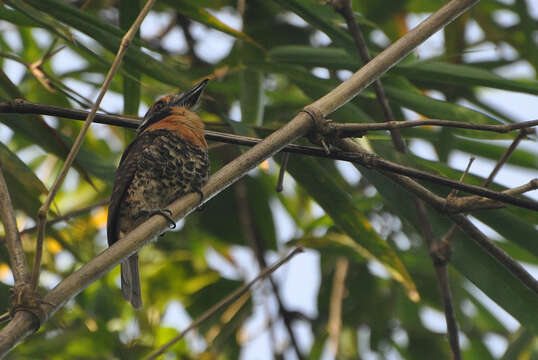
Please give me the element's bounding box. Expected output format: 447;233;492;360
144;209;176;229
195;189;205;212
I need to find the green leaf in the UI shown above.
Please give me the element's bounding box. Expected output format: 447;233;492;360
198;175;277;251
120;0;141;118
0;142;47;217
269;45;538;96
271;0;354;51
473;209;538;258
500;328;535;360
355;166;538;333
0;69;101;184
0;5;41;27
270;45;362;69
3;0;74;42
284;155;420;302
21;0;191;88
398;61;538;96
240;69;264;125
164;0;263;50
454;137;538;168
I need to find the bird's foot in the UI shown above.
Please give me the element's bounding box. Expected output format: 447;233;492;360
141;209;176;229
195;189;205;212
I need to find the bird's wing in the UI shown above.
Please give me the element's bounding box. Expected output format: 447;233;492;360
107;130;167;246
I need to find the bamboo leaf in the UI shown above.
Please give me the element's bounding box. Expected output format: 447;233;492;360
164;0;263;50
21;0;191;88
269;45;538;96
120;0;141;119
356;167;538;333
240;69;264;125
0;142;47;217
284;155;420;302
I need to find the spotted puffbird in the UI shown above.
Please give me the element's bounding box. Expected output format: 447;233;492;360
107;79;210;309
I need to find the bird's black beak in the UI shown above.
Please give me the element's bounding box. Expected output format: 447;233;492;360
172;79;209;109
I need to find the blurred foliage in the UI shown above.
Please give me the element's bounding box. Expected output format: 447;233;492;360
0;0;537;358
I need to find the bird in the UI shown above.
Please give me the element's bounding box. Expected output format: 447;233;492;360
107;79;210;309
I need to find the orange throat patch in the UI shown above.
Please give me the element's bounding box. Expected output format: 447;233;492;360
143;107;207;148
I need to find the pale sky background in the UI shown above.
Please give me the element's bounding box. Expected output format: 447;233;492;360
1;1;537;359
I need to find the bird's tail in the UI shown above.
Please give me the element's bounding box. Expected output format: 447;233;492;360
121;254;143;309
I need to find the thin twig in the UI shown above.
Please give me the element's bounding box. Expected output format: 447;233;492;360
0;167;37;339
441;129;531;247
327;257;349;357
448;212;538;294
448;179;538;212
483;129;530;187
326;118;538;136
326;8;466;354
1;100;536;211
3;100;534;135
144;247;304;360
340;150;538;211
0;167;30;285
331;0;406;152
448;156;474;198
276;152;290;192
415;201;461;359
30;0;157;291
327;10;477;357
0;99;139;127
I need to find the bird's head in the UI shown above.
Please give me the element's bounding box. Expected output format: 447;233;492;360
137;79;209;134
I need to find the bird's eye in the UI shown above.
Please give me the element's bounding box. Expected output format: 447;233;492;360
153;100;165;112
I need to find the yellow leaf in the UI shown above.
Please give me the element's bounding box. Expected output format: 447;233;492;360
0;263;11;280
91;207;108;228
46;237;62;254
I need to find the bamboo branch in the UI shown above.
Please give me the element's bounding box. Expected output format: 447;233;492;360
4;100;536;136
325;118;538;137
2;100;536;211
